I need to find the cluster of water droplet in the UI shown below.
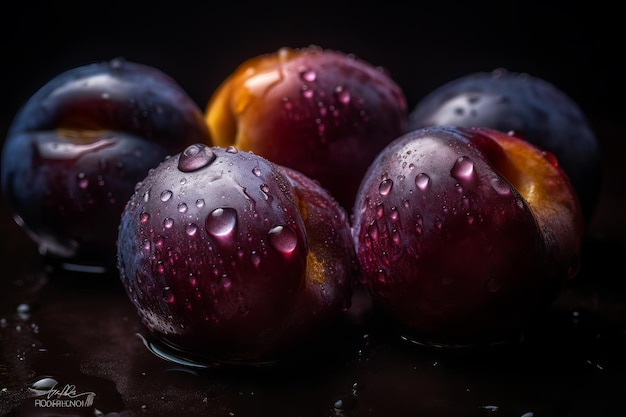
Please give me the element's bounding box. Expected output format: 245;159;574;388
205;45;408;210
350;126;564;345
117;142;355;363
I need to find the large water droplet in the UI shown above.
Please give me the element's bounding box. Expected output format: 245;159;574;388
185;223;199;236
268;225;298;254
451;157;475;181
28;377;58;391
205;207;237;238
178;144;216;172
160;190;173;202
415;173;430;191
379;179;393;196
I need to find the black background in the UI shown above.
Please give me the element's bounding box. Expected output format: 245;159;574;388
0;1;619;133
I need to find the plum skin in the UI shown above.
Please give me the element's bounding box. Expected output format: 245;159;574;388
351;125;583;346
205;45;408;210
117;144;356;364
1;58;211;272
408;68;602;222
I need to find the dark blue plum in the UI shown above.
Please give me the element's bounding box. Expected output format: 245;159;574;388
408;68;602;222
1;58;212;273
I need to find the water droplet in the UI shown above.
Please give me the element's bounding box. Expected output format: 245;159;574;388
379;179;393;196
481;405;499;413
221;275;232;289
140;212;150;223
415;215;423;235
162;287;175;303
300;69;317;82
391;229;400;244
187;274;198;287
178;144;216;173
542;150;559;167
250;251;261;268
335;86;351;104
226;146;238;154
185;223;199;236
160;190;173;202
368;222;379;241
389;206;399;221
77;172;89;189
177;202;188;213
163;218;174;229
302;87;314;99
28;377;58;391
415;173;430;191
451;157;475;181
205;208;237;238
16;304;30;319
196;199;205;208
268;225;298;254
252;167;262;177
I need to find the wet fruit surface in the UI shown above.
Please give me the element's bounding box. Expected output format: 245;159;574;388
351;126;584;346
0;58;212;273
205;46;408;210
408;69;602;222
117;144;356;364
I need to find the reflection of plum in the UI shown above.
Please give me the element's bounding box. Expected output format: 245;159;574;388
0;58;211;272
408;69;602;221
118;144;357;365
352;126;584;346
205;45;408;209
